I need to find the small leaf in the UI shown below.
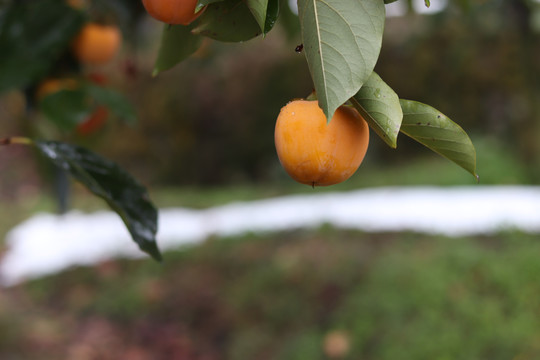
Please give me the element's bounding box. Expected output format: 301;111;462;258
247;0;268;32
192;0;262;42
399;100;477;178
297;0;385;121
350;72;403;148
153;24;203;76
196;0;224;12
40;89;94;131
425;0;431;8
34;141;162;261
40;83;137;130
85;83;137;125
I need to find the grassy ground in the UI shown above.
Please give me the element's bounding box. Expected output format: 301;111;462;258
1;228;540;359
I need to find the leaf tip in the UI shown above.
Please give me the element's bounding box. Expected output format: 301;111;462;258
142;242;163;262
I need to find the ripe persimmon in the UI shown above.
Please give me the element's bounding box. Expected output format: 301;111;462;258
274;100;370;187
72;23;122;65
142;0;205;25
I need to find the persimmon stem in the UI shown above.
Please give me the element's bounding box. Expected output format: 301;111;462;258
0;136;33;146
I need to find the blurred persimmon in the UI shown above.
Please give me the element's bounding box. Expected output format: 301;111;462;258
72;23;121;65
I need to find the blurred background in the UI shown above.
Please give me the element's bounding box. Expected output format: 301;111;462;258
1;0;540;358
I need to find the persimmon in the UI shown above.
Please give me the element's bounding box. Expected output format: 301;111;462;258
72;23;122;65
274;100;370;187
141;0;205;25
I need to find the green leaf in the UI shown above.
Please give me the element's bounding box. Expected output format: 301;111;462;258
350;72;403;148
399;100;478;178
246;0;274;33
196;0;224;13
0;0;85;92
34;141;162;261
192;0;262;42
153;24;203;76
425;0;431;7
85;83;137;125
40;89;94;131
264;0;279;34
247;0;268;32
297;0;385;121
39;83;137;130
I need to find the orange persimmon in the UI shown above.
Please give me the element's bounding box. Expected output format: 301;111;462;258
141;0;205;25
72;23;122;65
274;100;370;187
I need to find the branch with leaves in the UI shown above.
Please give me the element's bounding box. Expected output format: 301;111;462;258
153;0;477;178
0;0;477;261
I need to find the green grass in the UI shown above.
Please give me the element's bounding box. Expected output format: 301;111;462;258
2;229;540;359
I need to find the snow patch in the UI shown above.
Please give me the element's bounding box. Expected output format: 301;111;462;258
2;186;540;286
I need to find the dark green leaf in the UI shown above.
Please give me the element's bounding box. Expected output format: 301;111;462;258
85;83;137;125
40;89;94;131
399;100;478;178
196;0;224;13
39;82;136;130
297;0;385;121
350;72;402;148
192;0;262;42
264;0;279;35
0;0;85;92
153;24;203;76
34;141;162;261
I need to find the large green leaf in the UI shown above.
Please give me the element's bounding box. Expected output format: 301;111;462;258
350;72;403;148
153;24;203;76
34;141;162;261
192;0;262;42
297;0;385;121
0;0;85;93
399;100;478;178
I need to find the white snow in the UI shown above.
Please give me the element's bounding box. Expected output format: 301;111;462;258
2;186;540;286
